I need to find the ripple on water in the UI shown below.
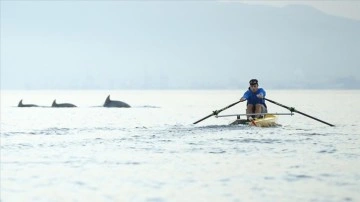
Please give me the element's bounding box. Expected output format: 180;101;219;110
285;174;313;182
317;148;337;154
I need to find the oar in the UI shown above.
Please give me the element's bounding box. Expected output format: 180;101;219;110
193;100;243;124
265;98;334;127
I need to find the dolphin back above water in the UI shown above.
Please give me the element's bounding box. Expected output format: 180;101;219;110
103;95;131;108
52;100;77;108
18;99;39;107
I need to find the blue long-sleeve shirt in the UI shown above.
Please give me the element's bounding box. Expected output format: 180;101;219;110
242;88;266;107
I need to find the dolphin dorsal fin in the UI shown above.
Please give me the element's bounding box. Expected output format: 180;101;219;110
105;95;111;103
52;99;57;107
18;99;23;107
103;95;111;106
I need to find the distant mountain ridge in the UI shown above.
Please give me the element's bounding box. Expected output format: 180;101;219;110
166;3;360;89
181;3;360;89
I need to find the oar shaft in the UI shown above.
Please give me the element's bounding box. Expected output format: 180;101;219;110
265;98;294;111
193;114;214;124
193;100;242;124
218;100;242;114
265;98;334;127
294;110;335;127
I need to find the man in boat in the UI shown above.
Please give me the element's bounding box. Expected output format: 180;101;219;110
240;79;267;121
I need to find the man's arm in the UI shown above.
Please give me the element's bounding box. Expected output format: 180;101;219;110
240;91;250;101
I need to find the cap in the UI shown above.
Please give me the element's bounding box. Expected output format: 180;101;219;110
249;79;258;85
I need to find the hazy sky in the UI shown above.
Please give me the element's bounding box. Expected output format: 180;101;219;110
1;1;359;90
241;0;360;21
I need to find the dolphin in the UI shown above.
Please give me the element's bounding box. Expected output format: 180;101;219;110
18;99;38;107
51;99;77;108
103;95;131;108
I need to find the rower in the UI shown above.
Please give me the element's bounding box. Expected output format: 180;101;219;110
239;79;267;121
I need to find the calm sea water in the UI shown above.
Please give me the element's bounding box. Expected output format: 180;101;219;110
1;90;359;202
